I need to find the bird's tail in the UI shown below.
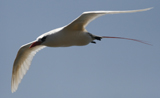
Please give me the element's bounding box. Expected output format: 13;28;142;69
101;36;152;45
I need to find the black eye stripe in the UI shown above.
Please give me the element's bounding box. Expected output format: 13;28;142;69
41;36;47;42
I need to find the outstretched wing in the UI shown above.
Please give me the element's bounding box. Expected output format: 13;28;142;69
64;7;152;31
11;41;45;93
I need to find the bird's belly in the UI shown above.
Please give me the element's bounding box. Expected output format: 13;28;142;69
47;33;92;47
55;38;91;47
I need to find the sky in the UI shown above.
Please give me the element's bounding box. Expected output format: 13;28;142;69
1;0;160;98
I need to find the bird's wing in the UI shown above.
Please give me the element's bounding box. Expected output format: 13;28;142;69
11;42;45;93
64;7;152;31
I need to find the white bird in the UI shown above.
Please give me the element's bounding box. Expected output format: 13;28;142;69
11;7;152;93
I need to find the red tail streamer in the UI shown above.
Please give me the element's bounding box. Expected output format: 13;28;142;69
102;36;152;46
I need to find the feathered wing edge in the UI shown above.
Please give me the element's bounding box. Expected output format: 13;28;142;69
64;7;153;31
11;42;45;93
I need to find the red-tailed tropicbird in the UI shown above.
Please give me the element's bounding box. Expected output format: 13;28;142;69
11;7;152;93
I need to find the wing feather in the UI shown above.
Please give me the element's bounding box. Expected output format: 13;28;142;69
64;7;152;31
11;41;45;93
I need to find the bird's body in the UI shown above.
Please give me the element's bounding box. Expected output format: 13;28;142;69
40;27;92;47
11;7;152;93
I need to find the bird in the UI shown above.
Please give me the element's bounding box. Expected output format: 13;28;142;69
11;7;152;93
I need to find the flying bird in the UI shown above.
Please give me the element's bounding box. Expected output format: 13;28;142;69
11;7;152;93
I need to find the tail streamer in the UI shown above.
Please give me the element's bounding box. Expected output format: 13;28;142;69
102;36;152;46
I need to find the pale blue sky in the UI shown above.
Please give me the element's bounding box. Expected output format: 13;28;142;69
1;0;160;98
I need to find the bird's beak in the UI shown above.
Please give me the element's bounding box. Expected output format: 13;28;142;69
29;41;42;48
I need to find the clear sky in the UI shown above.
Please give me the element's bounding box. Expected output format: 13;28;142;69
1;0;160;98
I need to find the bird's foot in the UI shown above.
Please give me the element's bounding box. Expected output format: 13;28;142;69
91;41;96;44
94;36;102;41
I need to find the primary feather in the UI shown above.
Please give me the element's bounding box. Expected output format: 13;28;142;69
11;42;45;93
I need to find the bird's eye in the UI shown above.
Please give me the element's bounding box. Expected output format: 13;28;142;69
41;36;47;42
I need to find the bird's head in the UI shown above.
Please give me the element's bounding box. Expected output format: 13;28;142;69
29;36;47;48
